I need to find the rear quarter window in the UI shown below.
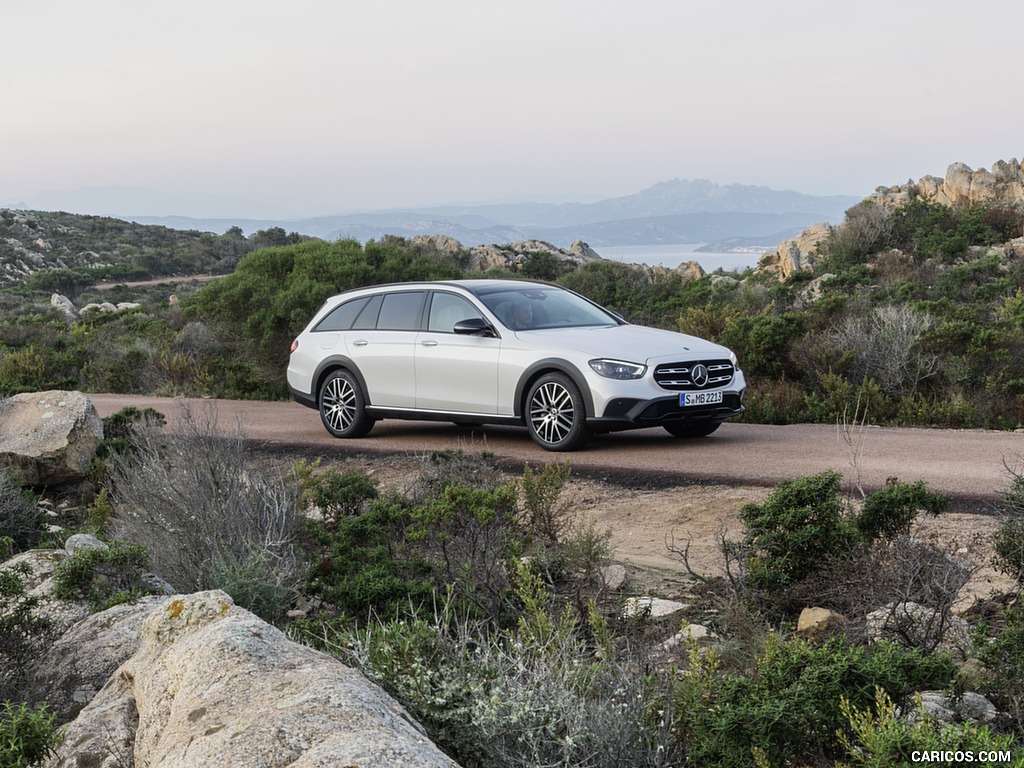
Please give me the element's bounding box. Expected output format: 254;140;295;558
313;297;369;332
351;294;384;330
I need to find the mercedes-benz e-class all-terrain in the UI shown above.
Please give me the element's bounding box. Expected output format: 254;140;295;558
287;279;746;451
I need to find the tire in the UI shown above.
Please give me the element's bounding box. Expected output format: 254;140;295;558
318;369;375;438
525;373;591;451
663;421;721;438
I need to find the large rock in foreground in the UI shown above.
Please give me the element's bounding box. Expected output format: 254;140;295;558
0;391;103;485
46;591;459;768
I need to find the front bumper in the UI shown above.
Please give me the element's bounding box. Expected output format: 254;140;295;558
587;392;745;432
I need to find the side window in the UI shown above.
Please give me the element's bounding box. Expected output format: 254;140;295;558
376;291;426;331
351;294;383;330
427;293;482;333
313;297;369;332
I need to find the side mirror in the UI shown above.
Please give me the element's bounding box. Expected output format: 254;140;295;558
453;317;497;337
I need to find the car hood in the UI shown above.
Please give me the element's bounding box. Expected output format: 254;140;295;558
514;324;733;364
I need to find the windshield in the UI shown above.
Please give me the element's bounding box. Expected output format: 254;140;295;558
476;287;620;331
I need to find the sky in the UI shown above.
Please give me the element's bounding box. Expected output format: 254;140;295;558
2;0;1022;219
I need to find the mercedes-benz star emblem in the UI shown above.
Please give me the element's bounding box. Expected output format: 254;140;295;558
691;364;709;388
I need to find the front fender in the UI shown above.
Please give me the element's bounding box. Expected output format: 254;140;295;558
513;358;594;419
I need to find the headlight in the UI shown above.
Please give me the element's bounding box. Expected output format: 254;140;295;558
588;358;647;379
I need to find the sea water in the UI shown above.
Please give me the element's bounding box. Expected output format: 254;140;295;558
594;244;766;274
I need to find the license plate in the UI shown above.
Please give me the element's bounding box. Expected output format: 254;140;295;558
680;391;723;407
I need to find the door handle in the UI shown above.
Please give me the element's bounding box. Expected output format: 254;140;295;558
352;339;368;347
420;339;438;347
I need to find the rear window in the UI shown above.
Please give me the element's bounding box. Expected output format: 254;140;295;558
376;291;426;331
314;297;369;332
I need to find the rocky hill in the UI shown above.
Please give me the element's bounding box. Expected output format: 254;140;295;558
869;158;1024;210
0;209;258;288
754;158;1024;281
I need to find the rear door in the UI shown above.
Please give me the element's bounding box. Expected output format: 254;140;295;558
347;291;424;408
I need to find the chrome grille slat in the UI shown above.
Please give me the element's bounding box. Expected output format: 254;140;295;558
653;359;735;391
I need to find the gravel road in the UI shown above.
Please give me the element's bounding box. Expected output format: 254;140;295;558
87;394;1023;503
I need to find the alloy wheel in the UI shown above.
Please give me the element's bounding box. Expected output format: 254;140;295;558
321;375;357;432
527;376;590;450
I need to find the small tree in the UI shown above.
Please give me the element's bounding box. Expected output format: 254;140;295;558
739;471;854;595
992;462;1024;582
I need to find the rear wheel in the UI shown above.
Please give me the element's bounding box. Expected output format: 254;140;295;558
526;373;591;451
664;421;721;438
319;369;375;438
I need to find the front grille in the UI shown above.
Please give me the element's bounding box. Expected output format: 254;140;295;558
653;359;734;391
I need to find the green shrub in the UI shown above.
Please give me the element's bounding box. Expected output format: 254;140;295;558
820;201;893;271
0;701;62;768
0;469;41;555
736;471;952;613
558;513;613;588
301;465;379;530
993;466;1024;582
737;377;808;424
672;634;955;768
304;495;433;621
52;541;152;612
189;236;466;377
0;563;54;699
972;606;1024;738
889;199;1004;263
855;478;948;542
837;687;1019;768
409;482;522;621
412;449;502;499
720;311;805;381
304;462;528;624
738;471;855;595
520;460;573;542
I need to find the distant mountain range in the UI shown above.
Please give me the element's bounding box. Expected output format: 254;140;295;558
6;179;859;250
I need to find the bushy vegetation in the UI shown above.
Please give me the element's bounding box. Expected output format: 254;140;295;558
317;573;680;768
105;403;305;622
51;541;154;612
0;470;42;556
2;198;1023;429
0;701;62;768
673;634;955;767
0;209;280;290
4;406;1024;764
992;463;1024;582
0;561;55;700
837;687;1018;767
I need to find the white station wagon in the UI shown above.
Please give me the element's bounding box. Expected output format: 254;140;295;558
287;279;746;451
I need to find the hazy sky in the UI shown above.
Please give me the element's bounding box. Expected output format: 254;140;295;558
2;0;1021;218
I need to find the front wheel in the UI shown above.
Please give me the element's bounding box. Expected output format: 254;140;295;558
526;373;591;451
663;421;721;438
319;369;375;438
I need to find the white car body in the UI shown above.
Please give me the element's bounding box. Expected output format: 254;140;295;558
287;279;746;451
